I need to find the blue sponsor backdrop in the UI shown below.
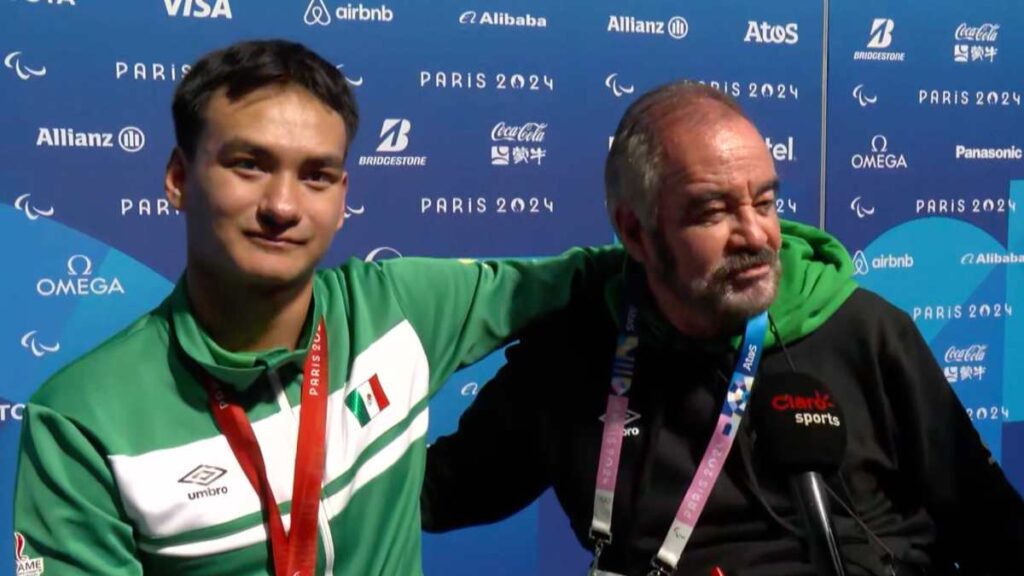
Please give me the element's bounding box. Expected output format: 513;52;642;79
0;0;1019;573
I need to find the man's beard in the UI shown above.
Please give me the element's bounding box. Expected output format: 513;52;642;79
650;232;781;331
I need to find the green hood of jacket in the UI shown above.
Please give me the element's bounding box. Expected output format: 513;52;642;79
606;219;858;349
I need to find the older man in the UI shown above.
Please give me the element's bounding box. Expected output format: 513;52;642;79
422;82;1024;575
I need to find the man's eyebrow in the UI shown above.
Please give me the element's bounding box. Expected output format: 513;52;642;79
754;178;781;196
303;154;346;169
687;190;730;205
217;138;345;168
217;138;265;155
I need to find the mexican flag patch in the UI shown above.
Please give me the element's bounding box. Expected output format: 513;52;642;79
346;374;390;426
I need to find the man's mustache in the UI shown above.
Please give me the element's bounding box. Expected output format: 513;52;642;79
713;249;779;281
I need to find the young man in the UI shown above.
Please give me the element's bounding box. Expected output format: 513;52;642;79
422;82;1024;575
13;39;616;575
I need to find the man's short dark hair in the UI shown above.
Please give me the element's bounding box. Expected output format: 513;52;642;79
172;39;359;161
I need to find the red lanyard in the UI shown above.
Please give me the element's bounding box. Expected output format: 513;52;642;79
201;319;329;576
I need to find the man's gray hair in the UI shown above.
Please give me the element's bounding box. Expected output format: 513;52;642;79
605;81;747;232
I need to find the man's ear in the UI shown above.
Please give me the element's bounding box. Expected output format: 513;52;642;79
165;147;188;211
335;171;349;231
613;204;656;265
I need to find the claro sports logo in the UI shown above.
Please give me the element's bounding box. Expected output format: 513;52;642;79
770;391;841;427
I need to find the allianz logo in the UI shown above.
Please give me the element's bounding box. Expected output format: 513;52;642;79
607;15;688;40
852;250;914;275
36;126;145;153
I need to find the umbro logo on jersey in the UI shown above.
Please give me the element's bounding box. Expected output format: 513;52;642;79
179;464;229;500
179;464;227;486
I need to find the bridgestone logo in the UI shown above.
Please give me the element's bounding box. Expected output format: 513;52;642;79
357;156;426;166
853;51;905;61
358;118;428;166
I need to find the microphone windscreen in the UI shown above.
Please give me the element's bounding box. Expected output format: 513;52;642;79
750;372;847;475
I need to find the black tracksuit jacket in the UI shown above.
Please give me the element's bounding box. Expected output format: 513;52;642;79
422;286;1024;576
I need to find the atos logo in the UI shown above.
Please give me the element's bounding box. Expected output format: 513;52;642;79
744;21;798;45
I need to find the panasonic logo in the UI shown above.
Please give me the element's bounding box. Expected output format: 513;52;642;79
955;145;1022;160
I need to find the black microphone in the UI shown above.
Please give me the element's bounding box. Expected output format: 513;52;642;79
751;373;847;576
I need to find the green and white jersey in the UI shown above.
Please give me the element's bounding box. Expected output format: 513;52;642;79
14;248;617;575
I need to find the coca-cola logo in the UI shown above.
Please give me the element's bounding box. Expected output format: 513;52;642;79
490;121;547;143
954;23;999;42
945;344;988;363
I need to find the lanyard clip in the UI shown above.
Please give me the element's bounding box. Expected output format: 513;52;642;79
588;532;610;574
588;528;612;547
646;557;673;576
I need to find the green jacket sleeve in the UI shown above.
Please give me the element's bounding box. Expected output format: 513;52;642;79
14;403;142;575
381;245;622;393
